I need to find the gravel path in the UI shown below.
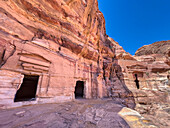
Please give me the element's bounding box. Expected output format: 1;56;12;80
0;99;130;128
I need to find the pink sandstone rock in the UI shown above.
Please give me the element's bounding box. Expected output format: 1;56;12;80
111;38;170;127
0;0;134;109
0;1;169;127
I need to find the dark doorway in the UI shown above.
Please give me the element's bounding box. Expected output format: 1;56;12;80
74;81;84;99
14;75;39;102
134;74;140;89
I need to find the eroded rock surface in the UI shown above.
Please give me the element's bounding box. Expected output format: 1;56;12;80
0;0;169;127
0;99;131;128
119;107;158;128
135;40;170;56
0;0;134;109
110;39;170;128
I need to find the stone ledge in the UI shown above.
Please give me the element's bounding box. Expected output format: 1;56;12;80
119;107;158;128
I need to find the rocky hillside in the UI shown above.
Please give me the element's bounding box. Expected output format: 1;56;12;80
135;40;170;56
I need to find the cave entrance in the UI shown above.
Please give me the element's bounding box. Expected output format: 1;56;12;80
74;81;84;99
134;74;140;89
14;75;39;102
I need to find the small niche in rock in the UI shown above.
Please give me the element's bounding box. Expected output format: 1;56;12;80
134;74;140;89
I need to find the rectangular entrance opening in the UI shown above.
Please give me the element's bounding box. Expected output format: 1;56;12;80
74;81;84;99
134;74;140;89
14;75;39;102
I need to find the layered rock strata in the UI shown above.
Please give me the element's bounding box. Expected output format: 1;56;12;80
135;40;170;56
0;0;134;109
111;39;170;127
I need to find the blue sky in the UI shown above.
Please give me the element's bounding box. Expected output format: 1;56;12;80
98;0;170;55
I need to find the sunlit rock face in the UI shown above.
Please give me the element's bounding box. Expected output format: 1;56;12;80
0;0;135;109
110;38;170;127
135;40;170;56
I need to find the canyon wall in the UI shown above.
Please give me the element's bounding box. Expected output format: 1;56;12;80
110;39;170;127
0;0;134;109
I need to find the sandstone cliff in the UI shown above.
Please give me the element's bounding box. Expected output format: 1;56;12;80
0;0;134;109
113;40;170;127
0;1;169;127
0;0;109;62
